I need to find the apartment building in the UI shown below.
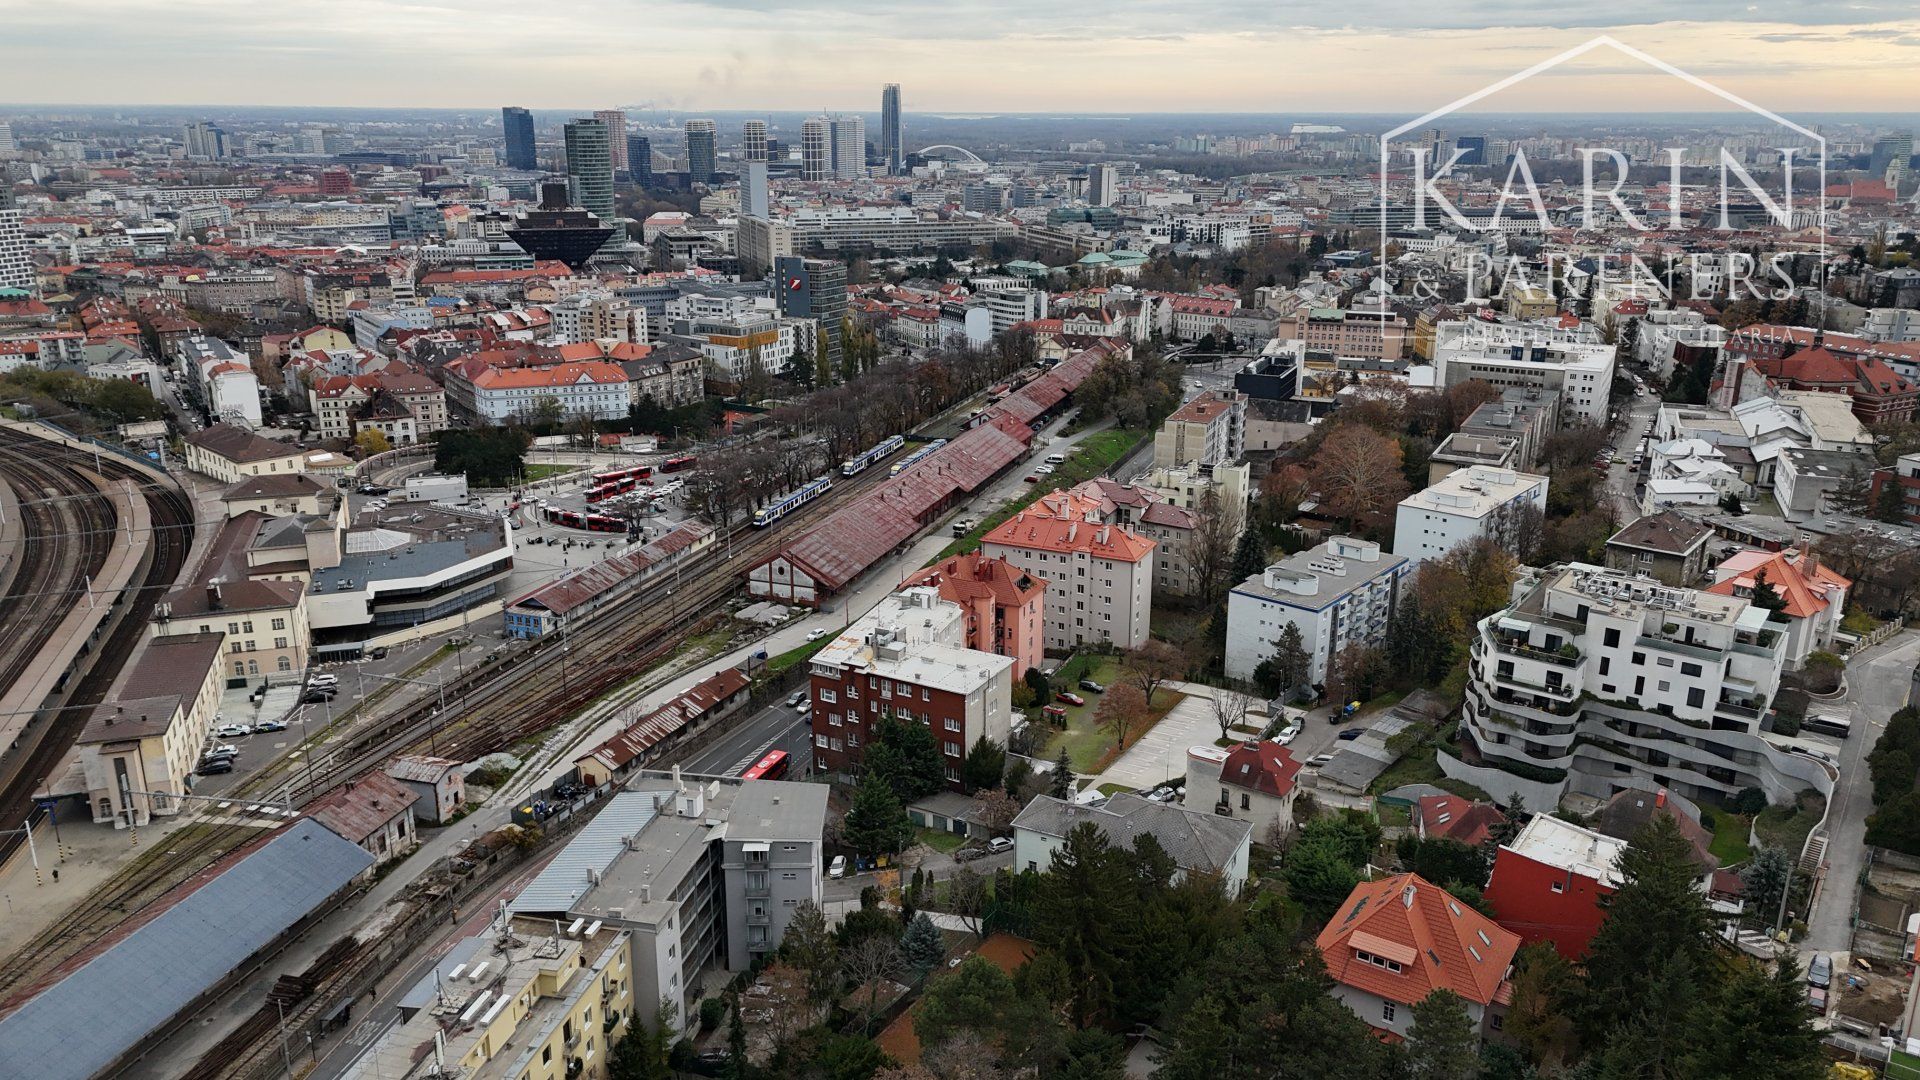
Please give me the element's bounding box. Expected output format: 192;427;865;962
1461;563;1827;808
1392;466;1549;565
1602;512;1715;587
1286;307;1411;360
1225;537;1409;686
510;777;827;1039
981;490;1156;651
808;588;1017;790
1152;389;1246;469
1432;320;1617;424
450;361;631;424
181;424;308;484
72;632;226;828
899;553;1047;679
153;577;310;685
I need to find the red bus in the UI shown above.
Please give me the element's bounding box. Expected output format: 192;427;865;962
740;750;790;781
661;455;698;473
592;464;654;485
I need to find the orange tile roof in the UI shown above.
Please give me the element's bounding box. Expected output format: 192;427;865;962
1219;740;1301;798
901;552;1047;610
981;489;1155;563
470;361;626;390
1316;873;1519;1008
1704;548;1850;620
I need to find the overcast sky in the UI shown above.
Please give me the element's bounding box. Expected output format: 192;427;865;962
4;1;1919;113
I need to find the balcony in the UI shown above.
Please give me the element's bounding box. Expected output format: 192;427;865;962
1496;670;1576;700
1636;634;1724;664
743;876;770;899
1492;637;1580;668
746;911;771;926
1714;697;1762;721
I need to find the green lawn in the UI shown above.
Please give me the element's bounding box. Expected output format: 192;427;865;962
1754;791;1826;853
521;462;579;481
764;635;832;677
917;828;967;854
933;428;1146;560
1707;812;1753;865
1030;659;1140;773
1366;743;1492;802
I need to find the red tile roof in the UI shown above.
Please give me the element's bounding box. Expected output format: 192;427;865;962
1316;873;1520;1009
901;552;1047;610
982;489;1155;563
1415;795;1508;847
1704;548;1850;620
1219;740;1301;798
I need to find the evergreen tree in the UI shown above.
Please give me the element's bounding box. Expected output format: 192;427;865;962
900;912;945;975
1740;846;1793;929
1587;951;1700;1080
1035;823;1141;1026
1230;524;1268;584
1050;748;1075;799
1678;956;1827;1080
1878;476;1910;525
1268;622;1311;699
780;899;841;1005
1281;837;1360;927
1503;943;1576;1070
724;993;752;1080
1405;989;1481;1080
842;773;912;859
961;734;1006;792
870;716;946;802
1576;814;1715;1050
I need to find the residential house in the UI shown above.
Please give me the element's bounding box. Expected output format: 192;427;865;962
1704;548;1851;668
1603;512;1715;586
1415;794;1508;847
1316;873;1520;1039
1012;793;1253;894
1184;739;1302;840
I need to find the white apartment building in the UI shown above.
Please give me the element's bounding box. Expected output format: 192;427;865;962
1393;466;1549;564
550;292;649;345
783;207;1018;253
979;288;1048;333
1863;307;1920;343
1462;563;1829;808
1225;537;1410;686
1153;389;1247;469
0;196;32;294
1432;320;1618;424
176;335;263;427
981;489;1155;650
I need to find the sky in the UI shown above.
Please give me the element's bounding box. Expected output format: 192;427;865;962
3;1;1920;113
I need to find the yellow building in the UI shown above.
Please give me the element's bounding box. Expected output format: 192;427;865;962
72;632;226;826
346;917;633;1080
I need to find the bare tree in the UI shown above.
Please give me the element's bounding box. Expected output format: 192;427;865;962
945;864;989;938
1308;423;1409;534
1097;682;1150;749
842;935;903;1034
1127;639;1185;707
1209;686;1250;742
1188;485;1240;603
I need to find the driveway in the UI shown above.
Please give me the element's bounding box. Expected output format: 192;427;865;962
1805;629;1920;952
1092;682;1222;793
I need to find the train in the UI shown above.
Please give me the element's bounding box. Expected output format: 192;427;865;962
752;476;833;527
888;438;948;477
540;503;630;533
661;455;698;473
839;434;905;477
592;464;654;485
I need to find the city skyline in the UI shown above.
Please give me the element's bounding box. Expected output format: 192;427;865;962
6;9;1920;111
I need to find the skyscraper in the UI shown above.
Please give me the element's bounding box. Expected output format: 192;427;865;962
563;118;618;243
881;84;903;175
743;160;769;221
801;119;830;182
776;256;848;382
0;123;14;153
827;114;866;180
182;122;228;160
1872;133;1914;185
685;119;717;185
1087;163;1117;207
742;120;769;163
594;110;629;171
0;183;32;294
627;134;654;187
502;106;536;170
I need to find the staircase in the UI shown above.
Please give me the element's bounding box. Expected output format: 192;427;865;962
1801;833;1827;875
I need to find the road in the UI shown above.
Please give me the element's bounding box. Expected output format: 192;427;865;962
1603;383;1662;522
679;699;816;779
1804;630;1920;953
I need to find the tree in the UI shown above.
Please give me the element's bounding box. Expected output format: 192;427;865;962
1035;823;1140;1026
352;427;391;456
1282;837;1360;926
608;998;677;1080
1230;527;1268;586
843;774;913;860
1209;687;1250;742
844;935;904;1034
1189;486;1240;602
1266;622;1310;700
971;788;1021;834
1740;846;1793;929
1127;639;1185;707
1308;424;1410;534
901;912;945;975
869;716;946;803
1878;475;1911;524
433;427;530;487
1396;835;1491;891
1095;681;1149;750
1576;813;1716;1050
946;864;989;937
725;992;751;1080
962;735;1006;793
1503;943;1576;1070
812;1035;889;1080
1679;956;1827;1080
1405;990;1480;1080
781;899;841;1005
1049;748;1075;799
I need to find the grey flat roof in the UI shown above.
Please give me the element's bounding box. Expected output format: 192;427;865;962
0;819;372;1080
508;792;660;916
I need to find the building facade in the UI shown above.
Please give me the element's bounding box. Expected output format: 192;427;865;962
1225;537;1409;686
980;489;1155;651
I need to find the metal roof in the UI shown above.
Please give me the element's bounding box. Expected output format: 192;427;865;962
0;819;373;1080
508;792;660;915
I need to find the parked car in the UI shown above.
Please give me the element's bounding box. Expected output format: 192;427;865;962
368;646;389;660
806;627;829;642
1023;474;1041;483
1055;691;1086;707
307;673;338;687
214;724;250;738
301;689;337;704
1338;728;1365;741
987;836;1013;853
794;696;812;712
196;759;234;776
954;846;988;863
1306;752;1335;768
251;720;287;734
828;855;847;879
205;743;238;758
1806;953;1832;989
1078;679;1105;693
786;690;807;708
1276;723;1301;745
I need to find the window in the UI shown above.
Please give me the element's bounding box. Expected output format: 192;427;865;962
921;687;930;701
274;637;288;649
1603;627;1620;647
819;689;837;703
1550;880;1565;894
271;618;286;631
945;717;960;732
1240;793;1250;810
1382;1001;1397;1022
1491;1013;1504;1031
1681;662;1702;677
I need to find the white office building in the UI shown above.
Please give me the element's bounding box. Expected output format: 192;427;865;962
1393;466;1549;564
1225;537;1410;686
1432;320;1618;424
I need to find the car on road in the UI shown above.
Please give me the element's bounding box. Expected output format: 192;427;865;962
206;743;238;758
251;720;287;734
951;518;976;537
368;646;389;660
214;723;250;738
1276;723;1301;745
1033;464;1055;476
1078;679;1105;693
987;836;1013;853
1023;474;1040;483
196;758;234;775
828;855;847;879
1305;752;1335;768
805;627;829;642
1055;691;1086;707
786;690;807;708
301;688;337;704
307;673;338;687
1337;728;1364;741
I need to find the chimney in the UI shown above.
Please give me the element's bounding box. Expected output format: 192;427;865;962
1402;883;1417;908
207;581;224;610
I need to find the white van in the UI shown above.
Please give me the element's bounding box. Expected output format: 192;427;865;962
1045;453;1067;465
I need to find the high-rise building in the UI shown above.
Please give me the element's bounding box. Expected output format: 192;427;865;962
801;118;830;182
563;117;618;243
501;106;536;170
827;114;866;180
775;256;847;379
685;119;717;184
0;182;31;294
742;119;769;163
594;109;629;171
0;123;14;153
742;160;769;220
627;134;654;187
182;122;228;160
1087;163;1117;207
880;84;903;175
